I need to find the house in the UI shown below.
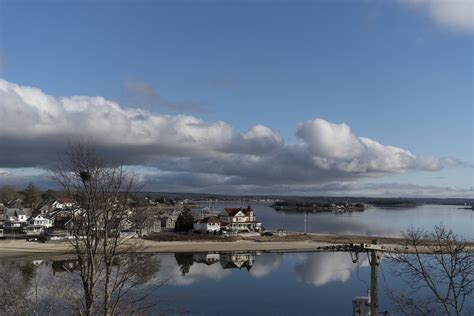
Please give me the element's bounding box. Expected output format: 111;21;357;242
141;217;161;236
52;198;75;209
4;198;23;208
2;207;32;227
193;216;221;233
44;215;73;240
27;214;53;228
219;206;262;233
161;216;177;230
117;218;139;238
277;229;287;237
23;214;53;235
35;200;54;216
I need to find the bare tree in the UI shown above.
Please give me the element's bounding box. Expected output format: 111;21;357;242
389;224;474;316
52;141;151;315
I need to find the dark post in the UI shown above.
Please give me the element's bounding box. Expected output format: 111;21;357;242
370;241;380;316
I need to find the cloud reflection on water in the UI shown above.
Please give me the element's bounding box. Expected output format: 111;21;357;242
294;252;369;286
154;251;368;288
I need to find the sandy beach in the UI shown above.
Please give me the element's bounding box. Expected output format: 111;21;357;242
0;238;331;260
1;234;473;261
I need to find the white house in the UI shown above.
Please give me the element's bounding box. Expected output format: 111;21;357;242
23;215;53;235
52;198;75;209
220;206;262;232
2;208;32;227
193;216;221;233
27;215;53;228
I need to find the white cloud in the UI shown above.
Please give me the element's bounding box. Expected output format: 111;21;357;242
402;0;474;32
0;78;463;193
296;119;437;173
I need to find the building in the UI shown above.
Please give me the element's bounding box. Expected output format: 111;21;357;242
23;214;53;235
193;216;221;233
44;215;73;240
277;229;287;237
220;206;262;233
2;207;32;227
161;216;177;230
27;214;53;228
142;217;161;235
52;198;75;210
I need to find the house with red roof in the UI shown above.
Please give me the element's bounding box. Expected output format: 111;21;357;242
220;206;262;233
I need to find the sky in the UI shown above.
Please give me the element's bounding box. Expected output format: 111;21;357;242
0;0;472;197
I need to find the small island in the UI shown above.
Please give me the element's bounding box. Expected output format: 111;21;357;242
271;200;367;213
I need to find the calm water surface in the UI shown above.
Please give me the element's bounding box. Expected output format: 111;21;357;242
4;251;473;315
197;202;474;240
2;203;472;315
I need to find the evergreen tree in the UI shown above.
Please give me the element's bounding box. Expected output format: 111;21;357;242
175;208;194;232
23;183;41;208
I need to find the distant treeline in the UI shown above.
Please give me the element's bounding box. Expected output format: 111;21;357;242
271;200;367;213
138;193;473;207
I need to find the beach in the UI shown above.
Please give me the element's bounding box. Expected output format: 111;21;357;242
2;233;472;261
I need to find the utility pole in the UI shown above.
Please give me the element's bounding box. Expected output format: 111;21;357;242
304;211;307;234
370;244;380;316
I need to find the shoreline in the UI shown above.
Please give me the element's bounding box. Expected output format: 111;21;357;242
1;233;473;261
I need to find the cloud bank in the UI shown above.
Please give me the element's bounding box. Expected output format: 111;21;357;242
402;0;474;32
0;79;464;194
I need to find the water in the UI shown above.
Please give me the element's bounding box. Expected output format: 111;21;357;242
197;202;474;240
1;203;472;315
3;251;473;315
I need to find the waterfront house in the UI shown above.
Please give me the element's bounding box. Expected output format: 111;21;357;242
220;206;262;233
193;216;221;233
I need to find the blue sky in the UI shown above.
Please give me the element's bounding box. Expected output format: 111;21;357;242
0;0;472;196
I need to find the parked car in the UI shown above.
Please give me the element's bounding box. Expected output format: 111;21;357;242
261;231;273;236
